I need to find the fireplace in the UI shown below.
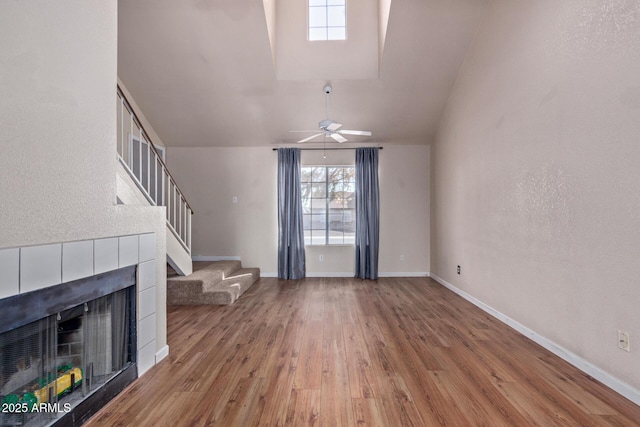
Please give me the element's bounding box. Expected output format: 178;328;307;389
0;267;137;427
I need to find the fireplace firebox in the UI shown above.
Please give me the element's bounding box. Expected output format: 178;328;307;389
0;266;137;427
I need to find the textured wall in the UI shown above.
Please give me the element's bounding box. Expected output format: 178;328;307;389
166;144;430;276
432;0;640;390
0;1;168;352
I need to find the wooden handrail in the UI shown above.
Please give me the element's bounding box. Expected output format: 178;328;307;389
117;84;194;214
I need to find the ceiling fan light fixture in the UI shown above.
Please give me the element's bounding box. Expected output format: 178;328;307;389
330;133;348;143
290;84;372;143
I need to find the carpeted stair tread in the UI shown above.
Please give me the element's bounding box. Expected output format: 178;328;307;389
168;260;241;283
167;261;260;305
203;268;259;292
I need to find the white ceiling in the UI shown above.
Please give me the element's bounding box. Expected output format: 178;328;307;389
118;0;488;148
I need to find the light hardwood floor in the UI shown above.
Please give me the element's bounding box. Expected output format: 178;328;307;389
87;277;640;426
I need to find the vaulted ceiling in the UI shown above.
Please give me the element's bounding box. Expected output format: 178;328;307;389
118;0;488;147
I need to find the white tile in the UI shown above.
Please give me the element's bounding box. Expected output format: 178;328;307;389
94;237;119;274
62;240;94;283
119;235;139;267
20;244;62;293
139;287;156;320
137;260;156;291
137;340;157;376
139;233;155;263
138;313;156;349
0;248;20;299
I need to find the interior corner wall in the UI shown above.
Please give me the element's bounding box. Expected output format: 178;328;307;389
431;0;640;392
0;1;168;353
166;144;429;276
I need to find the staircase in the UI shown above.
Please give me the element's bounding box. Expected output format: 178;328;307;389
167;261;260;305
116;85;193;276
115;85;262;300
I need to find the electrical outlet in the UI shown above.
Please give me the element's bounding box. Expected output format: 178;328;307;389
319;255;324;262
457;265;461;275
232;196;238;204
618;330;630;352
400;255;405;261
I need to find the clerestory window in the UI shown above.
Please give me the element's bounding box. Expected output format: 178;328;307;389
308;0;346;41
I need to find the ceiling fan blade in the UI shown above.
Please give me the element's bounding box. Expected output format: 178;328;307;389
338;130;372;136
326;122;343;132
330;133;348;143
298;133;324;143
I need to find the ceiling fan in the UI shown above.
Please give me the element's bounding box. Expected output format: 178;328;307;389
290;84;372;143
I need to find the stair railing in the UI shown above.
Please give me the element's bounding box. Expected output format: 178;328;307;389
116;85;192;254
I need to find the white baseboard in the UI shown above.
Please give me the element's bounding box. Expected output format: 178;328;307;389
430;273;640;406
306;272;354;277
378;272;430;278
261;272;430;278
192;255;241;261
155;345;170;363
260;272;278;277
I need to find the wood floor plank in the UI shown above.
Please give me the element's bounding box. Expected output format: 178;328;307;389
351;398;387;427
85;277;640;427
285;389;320;427
216;377;266;427
294;320;324;389
320;338;355;426
376;375;428;427
342;322;381;399
493;381;581;426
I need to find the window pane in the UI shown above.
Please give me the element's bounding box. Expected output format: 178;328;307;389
330;181;345;195
328;209;343;229
312;167;326;182
343;167;355;181
327;6;345;27
309;27;327;41
344;208;355;224
327;167;343;182
343;212;354;232
336;198;349;211
343;232;355;245
328;232;344;245
309;0;327;6
311;197;325;212
303;214;312;230
310;214;326;229
327;27;346;40
311;229;326;245
343;181;355;193
311;183;326;198
327;0;345;5
309;6;327;27
301;167;312;182
301;198;311;213
301;182;312;197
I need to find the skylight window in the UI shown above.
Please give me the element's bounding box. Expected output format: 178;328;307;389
308;0;346;41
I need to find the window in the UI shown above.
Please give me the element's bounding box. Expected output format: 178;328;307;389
308;0;346;41
302;166;355;245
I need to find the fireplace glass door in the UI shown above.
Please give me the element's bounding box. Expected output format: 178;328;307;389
1;287;134;427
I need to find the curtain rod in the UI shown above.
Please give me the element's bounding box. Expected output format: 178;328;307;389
272;147;383;151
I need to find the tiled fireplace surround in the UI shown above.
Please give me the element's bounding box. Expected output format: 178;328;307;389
0;233;161;377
